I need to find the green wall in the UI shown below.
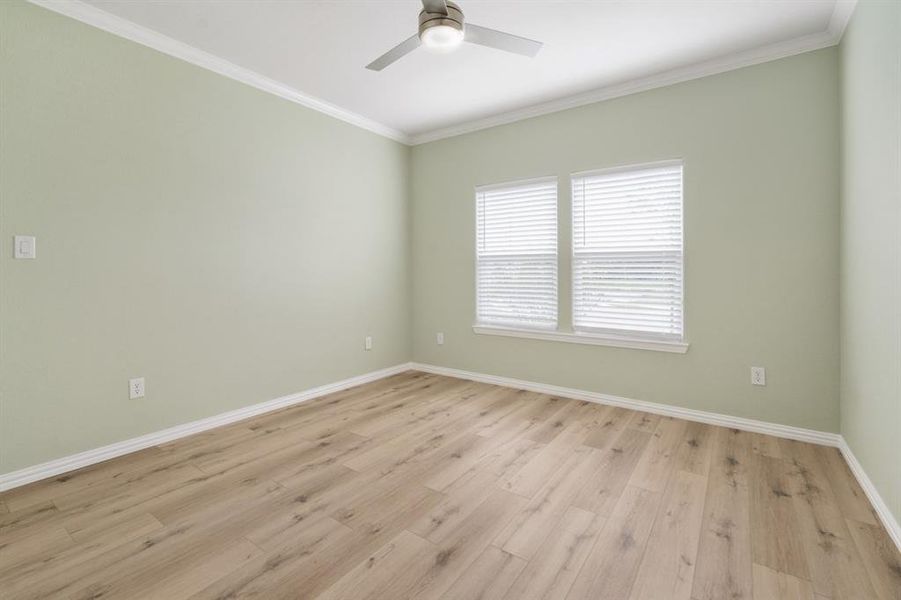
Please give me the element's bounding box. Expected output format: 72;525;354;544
0;2;411;473
411;48;841;433
840;0;901;525
2;0;870;485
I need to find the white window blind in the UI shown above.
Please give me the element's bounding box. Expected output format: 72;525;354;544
572;162;683;341
476;177;558;330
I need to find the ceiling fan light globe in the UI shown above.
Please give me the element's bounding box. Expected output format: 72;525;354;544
420;24;464;53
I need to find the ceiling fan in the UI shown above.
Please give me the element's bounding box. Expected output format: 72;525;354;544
366;0;543;71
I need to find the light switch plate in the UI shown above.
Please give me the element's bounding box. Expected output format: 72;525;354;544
14;236;36;259
364;336;372;351
436;332;444;345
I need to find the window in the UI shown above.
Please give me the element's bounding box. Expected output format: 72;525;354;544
476;177;558;330
572;161;684;342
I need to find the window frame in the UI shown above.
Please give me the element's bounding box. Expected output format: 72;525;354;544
570;159;686;346
473;175;559;332
472;162;688;354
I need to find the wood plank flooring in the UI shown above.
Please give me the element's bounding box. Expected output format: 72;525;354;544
1;371;898;599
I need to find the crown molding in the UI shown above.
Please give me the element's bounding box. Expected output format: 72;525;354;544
29;0;857;148
410;23;848;145
828;0;858;39
27;0;411;144
409;1;858;145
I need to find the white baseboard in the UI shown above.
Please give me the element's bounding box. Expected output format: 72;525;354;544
838;438;901;551
410;361;900;552
3;359;896;554
0;362;413;492
410;362;840;446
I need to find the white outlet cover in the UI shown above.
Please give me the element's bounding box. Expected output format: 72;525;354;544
364;336;372;351
129;377;145;399
436;332;444;345
751;367;766;386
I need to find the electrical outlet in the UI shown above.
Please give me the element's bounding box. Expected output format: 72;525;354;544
129;377;145;399
436;332;444;345
364;336;372;351
750;367;766;386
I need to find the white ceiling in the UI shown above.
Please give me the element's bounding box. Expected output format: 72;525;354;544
63;0;849;143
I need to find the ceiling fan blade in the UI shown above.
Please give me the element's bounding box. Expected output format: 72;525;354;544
464;23;542;58
421;0;448;15
365;34;421;71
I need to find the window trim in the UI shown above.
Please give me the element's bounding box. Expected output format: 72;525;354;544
472;325;689;353
474;175;559;331
570;159;685;344
471;163;689;354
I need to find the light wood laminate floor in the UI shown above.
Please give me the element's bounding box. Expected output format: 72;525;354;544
1;372;898;599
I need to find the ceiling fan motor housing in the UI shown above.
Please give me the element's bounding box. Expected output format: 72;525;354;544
366;0;541;70
419;1;464;37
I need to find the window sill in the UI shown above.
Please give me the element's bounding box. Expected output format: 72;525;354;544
472;325;689;354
